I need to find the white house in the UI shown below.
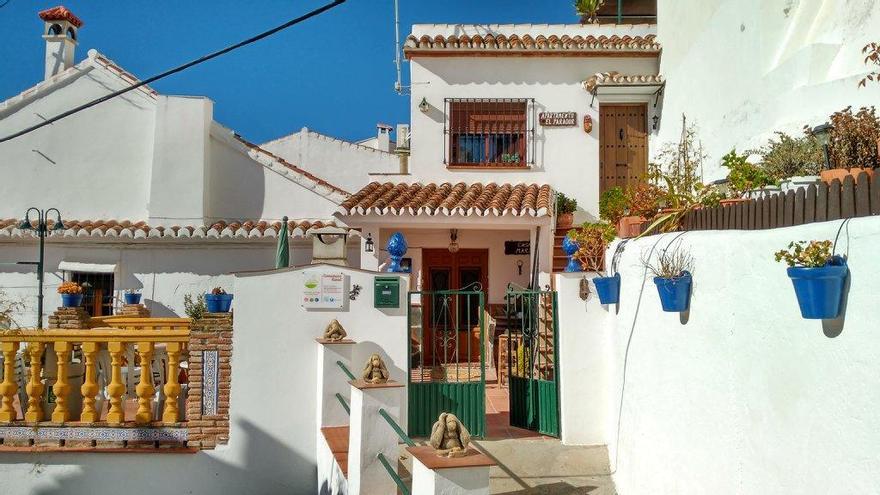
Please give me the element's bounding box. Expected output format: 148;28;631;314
0;6;360;323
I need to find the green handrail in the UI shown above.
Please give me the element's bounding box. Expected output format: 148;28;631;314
336;360;356;380
377;453;410;495
379;408;415;447
335;393;350;415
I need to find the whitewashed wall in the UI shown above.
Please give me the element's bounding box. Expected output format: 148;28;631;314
261;127;400;193
655;0;880;178
0;265;408;495
408;24;659;220
556;216;880;494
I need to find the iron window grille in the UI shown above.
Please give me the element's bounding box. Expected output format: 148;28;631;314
444;98;535;168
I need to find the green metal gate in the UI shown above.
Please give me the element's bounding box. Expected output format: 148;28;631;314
506;288;560;437
407;288;486;437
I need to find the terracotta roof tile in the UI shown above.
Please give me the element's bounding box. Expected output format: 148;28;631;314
404;33;659;56
39;6;83;28
0;218;357;241
583;71;664;92
339;182;552;217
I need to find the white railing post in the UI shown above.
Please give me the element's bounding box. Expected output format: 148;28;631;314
408;446;496;495
315;338;356;428
347;378;403;495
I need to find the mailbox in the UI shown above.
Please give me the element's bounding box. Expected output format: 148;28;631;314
374;276;400;308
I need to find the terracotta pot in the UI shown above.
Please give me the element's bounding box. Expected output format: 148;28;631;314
617;216;647;239
719;198;749;207
820;168;874;184
557;212;574;229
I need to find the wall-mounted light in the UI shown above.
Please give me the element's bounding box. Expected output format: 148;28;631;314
812;123;833;170
516;259;523;276
419;97;430;113
448;229;460;253
364;232;374;253
652;115;660;130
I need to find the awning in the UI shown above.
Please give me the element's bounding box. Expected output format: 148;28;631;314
58;261;117;273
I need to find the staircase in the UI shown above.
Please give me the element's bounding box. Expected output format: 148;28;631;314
552;227;570;272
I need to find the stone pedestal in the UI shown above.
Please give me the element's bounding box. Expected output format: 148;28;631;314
408;446;496;495
316;338;356;428
347;379;403;495
119;303;150;317
47;307;90;329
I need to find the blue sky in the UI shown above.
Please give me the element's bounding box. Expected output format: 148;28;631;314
0;1;576;143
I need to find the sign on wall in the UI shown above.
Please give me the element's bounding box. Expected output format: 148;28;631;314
504;241;531;255
301;271;346;309
539;112;577;127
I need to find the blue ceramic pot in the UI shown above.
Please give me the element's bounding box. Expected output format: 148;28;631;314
386;232;408;273
124;293;142;305
786;257;848;319
561;236;581;272
653;271;692;312
593;273;621;304
205;293;234;313
61;293;83;308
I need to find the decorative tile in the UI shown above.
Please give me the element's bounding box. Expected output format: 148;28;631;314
0;426;187;442
202;350;219;416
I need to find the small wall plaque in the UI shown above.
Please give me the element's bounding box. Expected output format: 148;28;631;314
539;112;577;127
504;241;531;255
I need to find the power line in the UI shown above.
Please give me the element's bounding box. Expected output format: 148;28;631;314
0;0;347;144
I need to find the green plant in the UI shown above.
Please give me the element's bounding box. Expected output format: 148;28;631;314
697;184;724;208
599;187;627;225
749;132;823;179
555;192;578;215
651;115;707;199
184;293;207;321
625;183;663;220
774;240;833;268
825;106;880;169
860;42;880;88
722;148;776;196
210;286;227;295
574;0;605;23
0;290;24;330
642;244;694;279
567;222;617;271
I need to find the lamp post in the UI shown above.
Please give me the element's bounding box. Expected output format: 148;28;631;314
18;208;64;329
812;123;833;170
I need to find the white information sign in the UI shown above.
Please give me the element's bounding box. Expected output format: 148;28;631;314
301;271;345;309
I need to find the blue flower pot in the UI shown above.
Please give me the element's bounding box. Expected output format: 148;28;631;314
124;293;142;305
786;257;848;319
205;293;233;313
562;236;581;272
61;293;83;308
653;271;692;312
593;274;621;305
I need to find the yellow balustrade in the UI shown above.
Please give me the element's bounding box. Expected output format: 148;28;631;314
0;323;190;427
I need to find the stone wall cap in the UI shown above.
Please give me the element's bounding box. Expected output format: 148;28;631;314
314;338;356;345
406;446;497;469
348;379;404;390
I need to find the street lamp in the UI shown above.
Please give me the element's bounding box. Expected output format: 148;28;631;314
18;208;64;328
812;123;833;170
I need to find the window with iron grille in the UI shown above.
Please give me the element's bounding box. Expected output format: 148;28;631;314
444;98;534;168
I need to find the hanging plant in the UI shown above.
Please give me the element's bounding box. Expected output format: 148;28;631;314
566;222;616;272
574;0;605;24
775;240;848;319
643;244;694;312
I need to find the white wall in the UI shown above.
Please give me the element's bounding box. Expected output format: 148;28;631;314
0;265;409;495
557;216;880;494
408;25;659;220
260;127;400;193
655;0;880;178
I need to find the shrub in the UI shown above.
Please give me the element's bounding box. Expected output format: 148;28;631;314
599;187;627;225
860;42;880;88
57;282;82;295
184;293;207;321
642;244;694;279
210;287;227;295
749;132;823;179
722;148;776;196
0;290;23;330
825;106;880;169
555;192;578;215
625;183;663;220
567;222;617;271
774;240;833;268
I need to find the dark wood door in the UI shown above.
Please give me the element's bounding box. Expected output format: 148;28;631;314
599;103;648;193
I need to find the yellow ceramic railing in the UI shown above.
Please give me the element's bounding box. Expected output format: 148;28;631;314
0;321;190;426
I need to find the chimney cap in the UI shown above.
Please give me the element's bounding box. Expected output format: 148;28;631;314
376;122;393;130
39;6;84;28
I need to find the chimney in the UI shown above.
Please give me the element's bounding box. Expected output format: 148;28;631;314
376;122;393;153
396;124;410;174
39;6;83;80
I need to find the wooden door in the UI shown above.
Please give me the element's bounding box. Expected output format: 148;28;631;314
599;103;648;193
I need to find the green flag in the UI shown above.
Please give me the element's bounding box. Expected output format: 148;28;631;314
275;216;289;269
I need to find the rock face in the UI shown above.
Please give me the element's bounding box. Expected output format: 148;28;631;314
47;307;90;329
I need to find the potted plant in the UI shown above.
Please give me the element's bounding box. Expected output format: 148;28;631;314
58;281;83;308
555;192;578;229
644;244;694;312
774;240;848;319
619;183;662;238
811;107;880;183
721;149;776;204
566;222;616;274
599;186;626;233
750;131;822;192
124;289;142;305
204;286;233;313
574;0;605;24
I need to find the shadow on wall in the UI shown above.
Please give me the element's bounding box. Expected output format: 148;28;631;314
143;299;179;317
0;419;315;495
822;271;851;339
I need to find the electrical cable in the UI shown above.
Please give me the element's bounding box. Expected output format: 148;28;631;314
832;217;852;258
0;0;347;144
